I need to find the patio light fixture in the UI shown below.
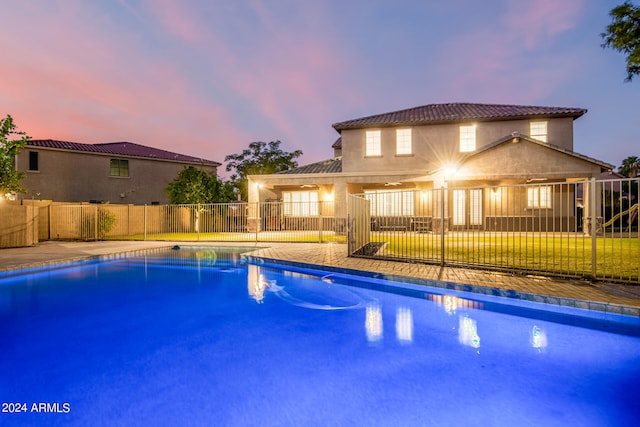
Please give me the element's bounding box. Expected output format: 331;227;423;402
442;162;459;179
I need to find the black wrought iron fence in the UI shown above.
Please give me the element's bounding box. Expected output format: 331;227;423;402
348;178;639;284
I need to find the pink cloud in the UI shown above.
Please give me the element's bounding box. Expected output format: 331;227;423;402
139;0;349;157
222;2;349;143
504;0;584;49
0;1;380;170
435;0;585;104
143;0;206;43
0;1;253;164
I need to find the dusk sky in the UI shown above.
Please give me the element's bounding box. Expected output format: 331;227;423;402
2;0;638;177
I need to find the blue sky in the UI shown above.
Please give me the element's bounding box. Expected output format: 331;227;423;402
1;0;637;176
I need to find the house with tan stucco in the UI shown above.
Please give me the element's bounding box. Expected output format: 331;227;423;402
248;102;613;232
16;140;220;204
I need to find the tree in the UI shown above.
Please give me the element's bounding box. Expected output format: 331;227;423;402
165;166;235;204
0;114;31;196
225;140;302;200
619;155;640;177
601;1;640;82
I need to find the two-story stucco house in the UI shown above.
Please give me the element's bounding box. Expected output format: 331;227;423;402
248;102;613;231
16;140;220;204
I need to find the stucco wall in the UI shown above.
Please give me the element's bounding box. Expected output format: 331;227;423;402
16;148;218;204
456;139;602;181
341;117;575;174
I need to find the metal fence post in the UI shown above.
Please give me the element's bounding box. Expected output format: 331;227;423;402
255;202;259;243
440;186;445;267
319;202;323;243
197;203;200;241
589;177;597;278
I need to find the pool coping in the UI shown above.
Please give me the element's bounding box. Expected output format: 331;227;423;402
0;246;175;276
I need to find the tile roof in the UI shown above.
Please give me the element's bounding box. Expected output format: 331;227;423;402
332;103;587;131
26;139;220;166
278;157;342;174
331;137;342;149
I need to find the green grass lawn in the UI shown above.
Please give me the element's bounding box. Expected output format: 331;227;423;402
106;231;347;243
372;234;640;281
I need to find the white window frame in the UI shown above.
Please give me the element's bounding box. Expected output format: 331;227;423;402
364;190;414;216
470;189;483;226
527;186;551;209
283;191;319;217
452;190;466;225
453;189;483;226
530;121;548;142
365;130;382;157
459;125;476;152
396;128;412;155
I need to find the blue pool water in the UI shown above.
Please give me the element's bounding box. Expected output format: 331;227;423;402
1;247;640;426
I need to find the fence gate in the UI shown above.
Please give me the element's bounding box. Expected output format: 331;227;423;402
347;194;370;255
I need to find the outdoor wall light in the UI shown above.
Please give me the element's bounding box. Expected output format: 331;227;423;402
442;163;458;178
511;131;521;143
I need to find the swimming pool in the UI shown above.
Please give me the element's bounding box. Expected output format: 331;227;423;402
1;246;639;426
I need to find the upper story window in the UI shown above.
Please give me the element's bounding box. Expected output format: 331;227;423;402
28;151;39;171
365;130;381;157
459;125;476;152
527;186;551;208
396;128;412;155
283;191;318;217
530;121;548;142
110;159;129;177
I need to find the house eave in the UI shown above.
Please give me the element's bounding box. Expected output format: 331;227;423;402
249;170;432;180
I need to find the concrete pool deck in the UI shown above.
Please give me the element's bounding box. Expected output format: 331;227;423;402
1;240;639;315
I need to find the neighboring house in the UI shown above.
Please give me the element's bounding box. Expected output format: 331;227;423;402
16;140;220;204
248;102;613;231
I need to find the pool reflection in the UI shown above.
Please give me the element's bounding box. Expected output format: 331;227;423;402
395;307;413;344
530;325;547;350
459;315;481;349
247;264;268;303
365;304;383;343
428;294;484;314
